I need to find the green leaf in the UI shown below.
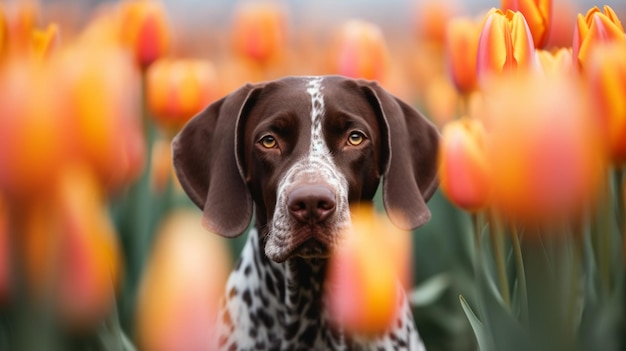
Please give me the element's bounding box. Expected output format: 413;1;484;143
409;273;451;307
459;295;493;351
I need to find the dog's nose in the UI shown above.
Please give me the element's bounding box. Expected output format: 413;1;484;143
287;185;336;224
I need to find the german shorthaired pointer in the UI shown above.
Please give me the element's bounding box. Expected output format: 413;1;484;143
172;76;439;350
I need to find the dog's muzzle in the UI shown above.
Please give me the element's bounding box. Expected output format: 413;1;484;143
287;184;337;225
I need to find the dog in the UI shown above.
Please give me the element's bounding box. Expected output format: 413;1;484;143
172;76;439;350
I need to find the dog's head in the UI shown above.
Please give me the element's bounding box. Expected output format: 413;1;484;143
172;76;439;262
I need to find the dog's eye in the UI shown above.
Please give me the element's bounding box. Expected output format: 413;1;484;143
347;131;365;146
260;135;278;149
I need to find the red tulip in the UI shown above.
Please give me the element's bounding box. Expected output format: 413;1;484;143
118;0;171;69
439;117;491;212
501;0;552;48
231;1;287;65
573;6;625;69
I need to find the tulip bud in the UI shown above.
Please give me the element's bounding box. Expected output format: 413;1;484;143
119;0;171;69
536;47;573;75
147;58;219;131
334;19;390;82
573;6;625;69
585;42;626;163
439;117;491;212
501;0;552;48
326;206;410;336
136;210;231;351
445;17;481;93
476;8;536;85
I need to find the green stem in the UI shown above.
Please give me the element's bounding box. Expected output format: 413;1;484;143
489;212;511;308
511;225;527;324
598;170;612;295
614;167;624;234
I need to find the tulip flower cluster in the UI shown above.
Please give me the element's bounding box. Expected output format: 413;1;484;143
441;2;626;350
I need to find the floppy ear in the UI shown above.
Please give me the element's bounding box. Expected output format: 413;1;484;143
172;83;264;237
358;80;440;230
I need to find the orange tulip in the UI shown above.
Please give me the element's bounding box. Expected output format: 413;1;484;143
54;167;122;329
501;0;552;48
31;22;60;61
414;0;458;44
6;0;40;54
326;206;410;336
476;8;536;85
439;117;491;212
231;1;287;65
585;42;626;163
536;47;573;75
118;0;171;69
136;210;231;351
0;4;7;58
334;19;390;82
55;43;145;191
0;60;69;200
147;58;219;131
484;73;604;225
445;17;481;93
573;6;625;69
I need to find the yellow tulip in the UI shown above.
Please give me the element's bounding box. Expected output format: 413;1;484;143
31;22;60;61
536;47;573;75
445;17;481;93
326;206;410;336
118;0;171;69
573;6;625;69
584;42;626;164
147;58;219;131
501;0;552;48
136;210;231;351
439;117;491;212
476;8;536;84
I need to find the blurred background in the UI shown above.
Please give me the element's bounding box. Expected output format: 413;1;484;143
1;0;626;350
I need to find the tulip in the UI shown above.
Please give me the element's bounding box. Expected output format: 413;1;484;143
484;73;604;225
54;167;122;329
118;0;171;69
147;58;219;131
6;0;40;54
585;42;626;163
231;2;287;65
501;0;552;48
54;43;145;191
414;0;458;44
439;117;491;212
30;22;60;61
0;4;7;58
536;47;573;75
573;6;625;69
476;8;536;84
326;206;410;335
0;60;69;200
445;17;481;94
136;210;231;351
334;19;390;82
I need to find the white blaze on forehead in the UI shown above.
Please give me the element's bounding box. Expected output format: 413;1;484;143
306;77;328;157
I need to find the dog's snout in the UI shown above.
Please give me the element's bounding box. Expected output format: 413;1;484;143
287;185;336;224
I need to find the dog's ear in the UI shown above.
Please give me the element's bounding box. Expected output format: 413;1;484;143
358;80;440;230
172;83;264;237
